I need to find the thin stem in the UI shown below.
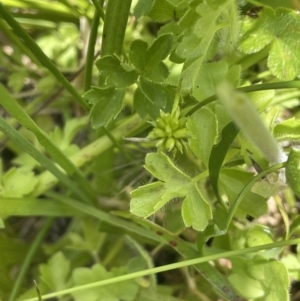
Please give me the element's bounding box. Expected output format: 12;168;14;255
8;218;54;301
91;0;105;20
84;8;100;92
22;237;300;301
187;80;300;116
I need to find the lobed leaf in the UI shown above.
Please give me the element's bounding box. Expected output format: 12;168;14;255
239;7;300;80
0;168;38;198
84;87;125;129
188;107;218;167
131;153;212;231
40;252;70;291
95;55;138;88
273;118;300;142
72;264;139;301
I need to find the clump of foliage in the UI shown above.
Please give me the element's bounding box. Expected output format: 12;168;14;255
1;1;300;301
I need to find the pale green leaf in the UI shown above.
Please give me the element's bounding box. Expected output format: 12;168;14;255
40;252;70;291
188;107;218;167
130;153;212;231
247;257;289;301
72;264;139;301
229;257;264;299
181;184;212;231
286;148;300;198
239;7;300;80
144;152;190;184
1;168;38;197
273;118;300;141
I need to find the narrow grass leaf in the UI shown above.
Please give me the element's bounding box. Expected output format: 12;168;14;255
0;84;96;202
0;117;89;202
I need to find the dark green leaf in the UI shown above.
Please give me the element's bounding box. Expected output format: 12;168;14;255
86;87;125;128
129;40;148;72
208;121;239;202
133;87;159;119
144;34;173;70
133;0;154;18
95;55;138;88
139;77;174;110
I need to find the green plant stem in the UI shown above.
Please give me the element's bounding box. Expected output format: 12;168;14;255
84;8;101;92
238;47;270;71
0;3;89;111
0;19;41;66
101;0;132;56
30;113;145;197
22;237;300;301
91;0;105;20
8;217;54;301
187;80;300;116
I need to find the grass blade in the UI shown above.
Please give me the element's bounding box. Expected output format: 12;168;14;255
0;84;96;203
0;3;89;111
0;117;90;203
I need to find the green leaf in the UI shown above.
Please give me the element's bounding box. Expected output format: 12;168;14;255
239;7;300;80
176;0;235;90
273;118;300;142
0;167;38;197
181;184;212;231
72;264;139;301
133;0;153;18
130;152;212;231
286;148;300;198
133;87;159;119
147;0;175;22
229;256;289;301
246;225;274;247
219;168;268;218
129;40;148;72
139;78;175;112
144;34;173;71
208;121;239;202
40;252;70;291
95;55;138;88
193;62;241;101
84;87;125;128
188;107;218;167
